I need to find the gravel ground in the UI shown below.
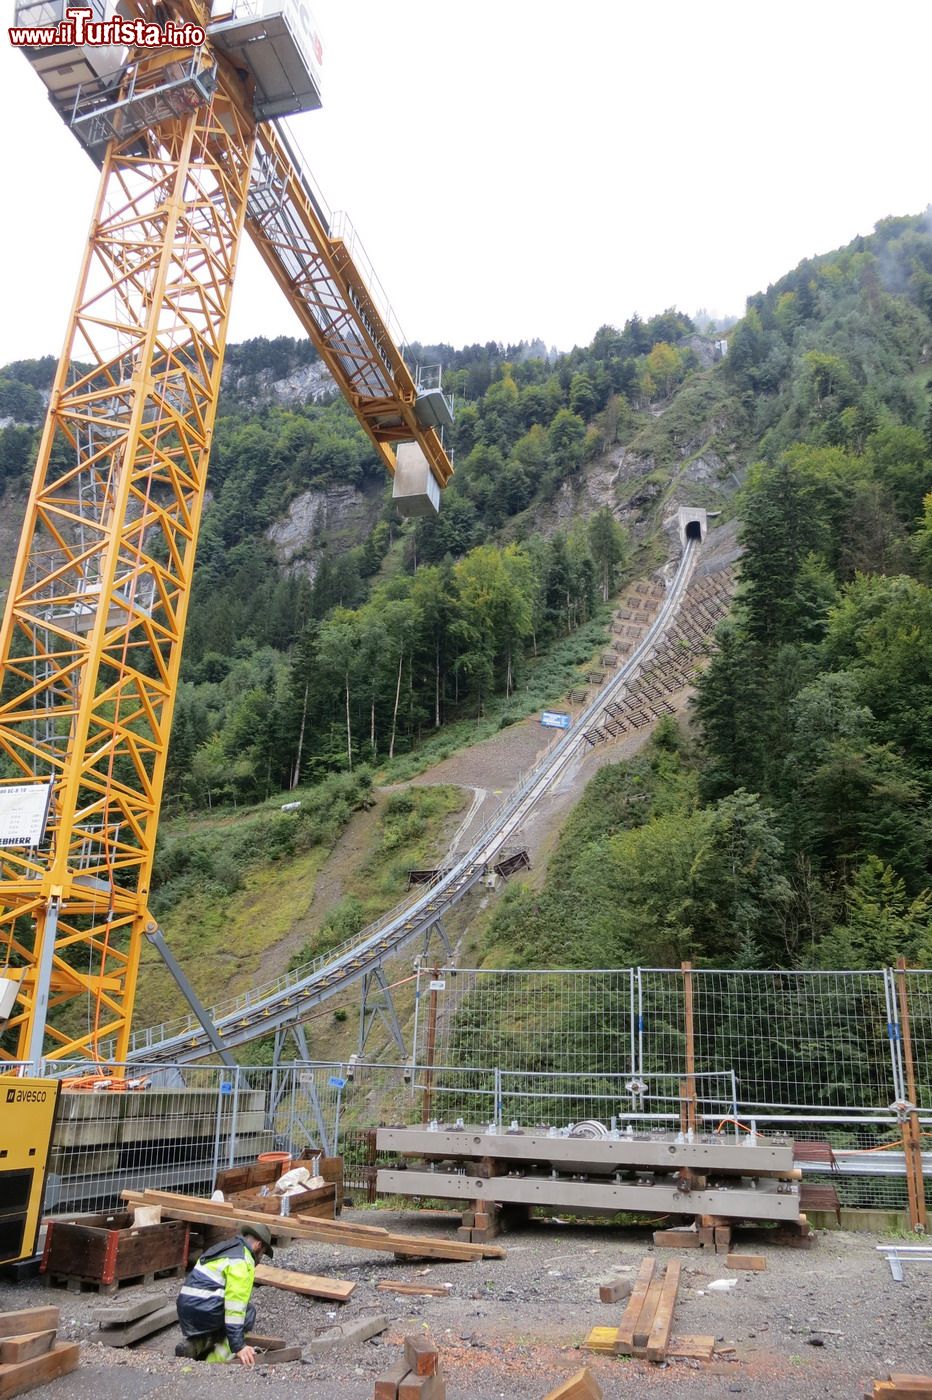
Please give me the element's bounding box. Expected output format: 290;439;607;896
5;1211;930;1399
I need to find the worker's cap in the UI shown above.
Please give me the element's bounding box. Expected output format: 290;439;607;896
239;1221;274;1258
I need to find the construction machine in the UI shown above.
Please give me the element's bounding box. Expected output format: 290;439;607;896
0;0;454;1072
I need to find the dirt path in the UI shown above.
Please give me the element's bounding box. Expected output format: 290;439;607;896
398;684;696;876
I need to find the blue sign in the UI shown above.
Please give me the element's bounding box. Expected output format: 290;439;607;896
541;710;571;730
328;1075;347;1089
220;1082;233;1095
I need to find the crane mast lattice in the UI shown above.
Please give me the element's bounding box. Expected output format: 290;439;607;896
0;0;453;1068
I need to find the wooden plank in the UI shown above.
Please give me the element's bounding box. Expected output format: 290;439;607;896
645;1260;681;1361
0;1311;59;1341
614;1257;655;1353
253;1263;355;1302
541;1367;603;1399
376;1282;452;1298
122;1191;503;1262
97;1303;176;1348
374;1360;410;1399
871;1386;932;1399
666;1335;715;1361
884;1379;932;1396
598;1280;631;1304
0;1343;80;1400
404;1335;439;1376
582;1327;617;1354
0;1334;55;1366
725;1254;766;1271
631;1276;664;1352
244;1334;285;1349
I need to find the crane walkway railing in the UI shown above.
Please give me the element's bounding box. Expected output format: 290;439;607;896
121;538;702;1063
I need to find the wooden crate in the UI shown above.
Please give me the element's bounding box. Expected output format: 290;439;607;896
215;1160;281;1195
299;1153;344;1215
41;1213;189;1289
227;1182;336;1219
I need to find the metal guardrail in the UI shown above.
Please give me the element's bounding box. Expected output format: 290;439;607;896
122;541;701;1062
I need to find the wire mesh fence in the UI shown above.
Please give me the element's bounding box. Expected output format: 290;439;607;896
37;963;932;1220
43;1062;278;1215
638;967;898;1118
416;966;908;1127
898;970;932;1111
416;967;636;1079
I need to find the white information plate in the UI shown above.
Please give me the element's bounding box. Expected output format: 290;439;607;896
0;781;53;847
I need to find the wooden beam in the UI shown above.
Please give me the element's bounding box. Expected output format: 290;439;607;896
632;1276;664;1352
376;1282;453;1298
614;1257;655;1353
645;1260;681;1361
0;1343;80;1399
725;1254;766;1271
122;1189;503;1261
540;1368;603;1399
666;1335;715;1360
0;1334;55;1366
896;958;927;1233
0;1311;59;1341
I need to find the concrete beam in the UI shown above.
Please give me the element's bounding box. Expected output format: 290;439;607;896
375;1167;801;1221
375;1126;794;1174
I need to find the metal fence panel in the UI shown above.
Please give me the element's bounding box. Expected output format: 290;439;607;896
43;1061;279;1215
898;971;932;1112
639;968;897;1117
415;967;636;1079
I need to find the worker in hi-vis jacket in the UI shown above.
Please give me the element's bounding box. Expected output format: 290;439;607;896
175;1221;274;1364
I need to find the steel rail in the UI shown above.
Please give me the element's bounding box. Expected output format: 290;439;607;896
123;538;701;1062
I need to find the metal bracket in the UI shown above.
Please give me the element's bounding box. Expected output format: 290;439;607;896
144;924;237;1069
358;965;407;1058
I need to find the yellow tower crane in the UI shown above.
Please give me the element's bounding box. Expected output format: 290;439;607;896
0;0;454;1069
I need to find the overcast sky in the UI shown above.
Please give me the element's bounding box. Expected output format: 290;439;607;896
2;0;931;364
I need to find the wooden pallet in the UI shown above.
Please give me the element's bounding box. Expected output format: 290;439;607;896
44;1263;185;1296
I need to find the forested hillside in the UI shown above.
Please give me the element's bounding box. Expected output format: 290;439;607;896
4;210;932;979
0;310;702;808
484;212;932;973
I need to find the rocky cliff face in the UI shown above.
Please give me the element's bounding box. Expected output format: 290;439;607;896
267;479;386;579
222;359;336;408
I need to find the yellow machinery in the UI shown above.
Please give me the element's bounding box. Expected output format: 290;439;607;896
0;1076;60;1263
1;0;454;1068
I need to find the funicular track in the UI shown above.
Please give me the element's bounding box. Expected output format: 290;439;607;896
124;536;709;1065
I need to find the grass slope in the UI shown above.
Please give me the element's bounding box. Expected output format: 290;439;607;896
134;781;466;1037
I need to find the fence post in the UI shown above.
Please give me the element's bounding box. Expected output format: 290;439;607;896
628;967;637;1080
895;958;927;1233
682;961;696;1136
494;1066;502;1129
228;1065;241;1169
421;968;440;1125
210;1073;226;1192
